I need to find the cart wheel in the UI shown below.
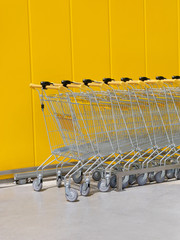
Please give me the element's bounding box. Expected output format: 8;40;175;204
110;175;116;188
137;174;147;186
122;175;129;189
166;169;175;179
98;179;110;192
65;188;78;202
109;175;129;189
33;178;42;192
16;179;27;185
155;171;165;183
148;172;155;182
175;169;180;180
92;171;101;181
80;182;90;196
129;175;136;185
56;177;62;188
72;171;83;184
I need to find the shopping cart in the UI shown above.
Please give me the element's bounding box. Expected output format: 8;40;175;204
31;81;114;201
30;76;180;201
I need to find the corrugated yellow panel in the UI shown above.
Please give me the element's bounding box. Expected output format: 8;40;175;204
29;0;72;165
110;0;146;80
145;0;179;78
0;0;34;174
71;0;110;81
179;0;180;74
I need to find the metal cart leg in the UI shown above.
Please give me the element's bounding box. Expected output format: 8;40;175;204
116;172;123;191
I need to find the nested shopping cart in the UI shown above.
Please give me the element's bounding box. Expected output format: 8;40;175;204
74;77;180;191
30;82;103;201
30;76;180;202
90;77;180;189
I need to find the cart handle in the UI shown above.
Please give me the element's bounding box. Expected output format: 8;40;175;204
83;79;94;86
162;79;175;83
41;81;53;89
61;80;83;88
172;75;180;79
103;78;115;84
108;81;124;86
143;79;176;87
127;80;145;85
139;77;150;81
88;82;104;87
144;80;161;83
83;79;104;87
30;83;62;90
156;76;166;80
121;77;132;82
144;79;177;84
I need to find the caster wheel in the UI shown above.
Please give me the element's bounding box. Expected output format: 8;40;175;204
109;175;129;189
175;169;180;180
98;179;110;192
65;188;78;202
137;174;147;186
56;177;62;188
166;169;175;179
33;178;43;192
72;171;83;184
92;171;101;181
110;175;116;188
122;176;129;189
155;171;165;183
129;175;136;185
16;179;27;185
80;183;90;196
148;172;155;182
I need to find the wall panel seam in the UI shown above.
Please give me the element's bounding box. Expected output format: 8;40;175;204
178;0;180;74
143;0;148;77
69;0;75;81
27;0;36;167
108;0;112;77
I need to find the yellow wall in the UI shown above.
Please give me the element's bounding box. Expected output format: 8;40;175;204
0;0;180;174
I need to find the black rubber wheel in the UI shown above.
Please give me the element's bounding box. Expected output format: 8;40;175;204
122;176;129;189
166;169;175;179
16;179;27;185
129;175;136;185
33;178;43;192
72;171;83;184
155;171;165;183
137;174;147;186
98;179;110;192
175;169;180;180
92;171;101;181
56;177;62;188
148;172;155;182
110;175;116;188
80;182;90;196
65;188;78;202
109;175;129;189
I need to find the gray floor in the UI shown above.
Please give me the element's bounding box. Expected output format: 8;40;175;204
0;179;180;240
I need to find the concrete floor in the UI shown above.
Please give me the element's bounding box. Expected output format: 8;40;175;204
0;179;180;240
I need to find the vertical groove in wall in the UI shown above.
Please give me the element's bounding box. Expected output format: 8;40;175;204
108;0;112;77
143;0;148;77
69;0;75;81
177;0;180;74
27;0;36;166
